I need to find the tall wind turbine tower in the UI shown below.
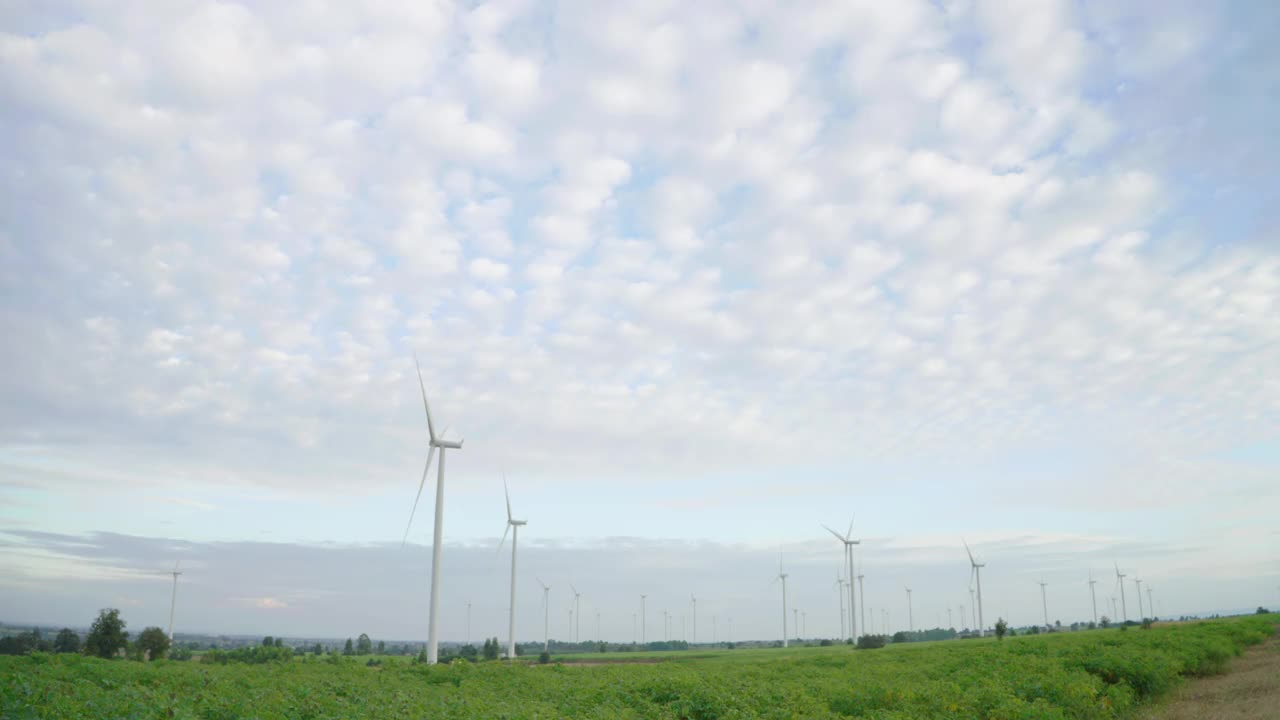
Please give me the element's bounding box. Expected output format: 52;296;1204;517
774;556;790;648
834;574;846;639
640;594;647;644
1038;579;1049;628
166;561;182;641
969;585;976;630
497;478;527;660
570;585;582;642
1088;573;1098;625
402;354;464;664
822;518;860;640
1147;586;1154;617
857;570;866;638
690;594;697;644
1114;564;1128;622
964;540;986;636
536;577;550;652
1135;578;1145;618
905;587;914;632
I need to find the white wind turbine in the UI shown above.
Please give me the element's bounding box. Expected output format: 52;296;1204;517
1038;579;1049;628
964;540;986;637
401;354;464;665
857;568;866;638
905;586;914;632
1134;577;1145;619
570;584;582;642
1114;563;1128;623
1088;573;1098;625
690;593;697;644
165;561;182;642
640;594;647;644
536;577;550;652
834;573;846;639
497;478;526;660
822;517;860;640
772;555;790;647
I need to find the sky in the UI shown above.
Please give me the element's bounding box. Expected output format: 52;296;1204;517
1;0;1278;644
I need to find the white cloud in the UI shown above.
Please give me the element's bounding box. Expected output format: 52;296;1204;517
1;0;1277;637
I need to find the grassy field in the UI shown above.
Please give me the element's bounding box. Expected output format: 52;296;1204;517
2;615;1274;719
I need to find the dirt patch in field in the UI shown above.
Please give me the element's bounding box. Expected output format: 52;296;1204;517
1138;626;1279;720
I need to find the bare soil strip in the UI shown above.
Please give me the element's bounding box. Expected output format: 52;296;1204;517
1139;628;1280;720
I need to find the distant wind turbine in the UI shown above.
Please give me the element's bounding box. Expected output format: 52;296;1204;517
401;354;463;664
834;573;846;639
640;594;647;644
1088;572;1098;625
1135;577;1145;619
1038;579;1049;627
772;554;790;647
570;584;582;642
536;577;550;652
857;569;866;638
497;477;527;660
905;586;914;632
1114;564;1128;622
690;593;697;644
822;518;860;640
964;540;986;637
165;561;182;642
969;585;976;630
1146;586;1154;617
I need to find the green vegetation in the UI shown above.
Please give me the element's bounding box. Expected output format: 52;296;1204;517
2;615;1274;719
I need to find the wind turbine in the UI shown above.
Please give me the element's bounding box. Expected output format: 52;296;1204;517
964;540;986;637
690;593;697;644
536;577;550;652
1146;586;1154;618
905;587;914;632
772;555;790;647
857;569;866;639
165;561;182;642
1088;573;1098;625
401;354;463;664
1038;579;1049;628
497;478;527;660
1114;563;1128;622
640;594;647;644
570;585;582;642
969;585;976;630
1135;577;1145;619
834;573;846;639
822;518;860;640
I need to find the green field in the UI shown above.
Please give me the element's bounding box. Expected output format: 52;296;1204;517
3;616;1274;719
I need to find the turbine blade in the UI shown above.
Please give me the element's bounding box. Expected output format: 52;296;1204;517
401;444;437;547
413;353;438;443
504;474;513;523
964;539;976;565
846;514;855;539
497;522;511;553
821;524;846;542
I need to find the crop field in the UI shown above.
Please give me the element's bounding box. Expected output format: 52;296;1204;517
2;615;1275;719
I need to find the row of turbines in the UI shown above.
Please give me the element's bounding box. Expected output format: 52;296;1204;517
151;360;1167;659
401;362;1168;664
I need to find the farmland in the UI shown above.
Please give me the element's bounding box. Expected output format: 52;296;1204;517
2;615;1274;719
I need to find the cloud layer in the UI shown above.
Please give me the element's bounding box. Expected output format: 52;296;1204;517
1;0;1278;635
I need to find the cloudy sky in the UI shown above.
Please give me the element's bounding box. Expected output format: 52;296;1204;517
1;0;1277;643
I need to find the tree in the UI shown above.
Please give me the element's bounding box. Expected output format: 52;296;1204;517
137;627;171;660
312;643;323;655
356;633;373;655
343;638;354;656
1257;607;1270;615
274;637;283;648
994;618;1008;641
54;628;81;654
376;640;385;654
1100;615;1111;629
483;637;500;660
262;636;274;647
86;609;129;659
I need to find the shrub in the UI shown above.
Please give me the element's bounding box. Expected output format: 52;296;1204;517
538;651;551;664
856;635;886;650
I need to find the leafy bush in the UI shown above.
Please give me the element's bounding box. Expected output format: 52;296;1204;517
855;634;886;649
